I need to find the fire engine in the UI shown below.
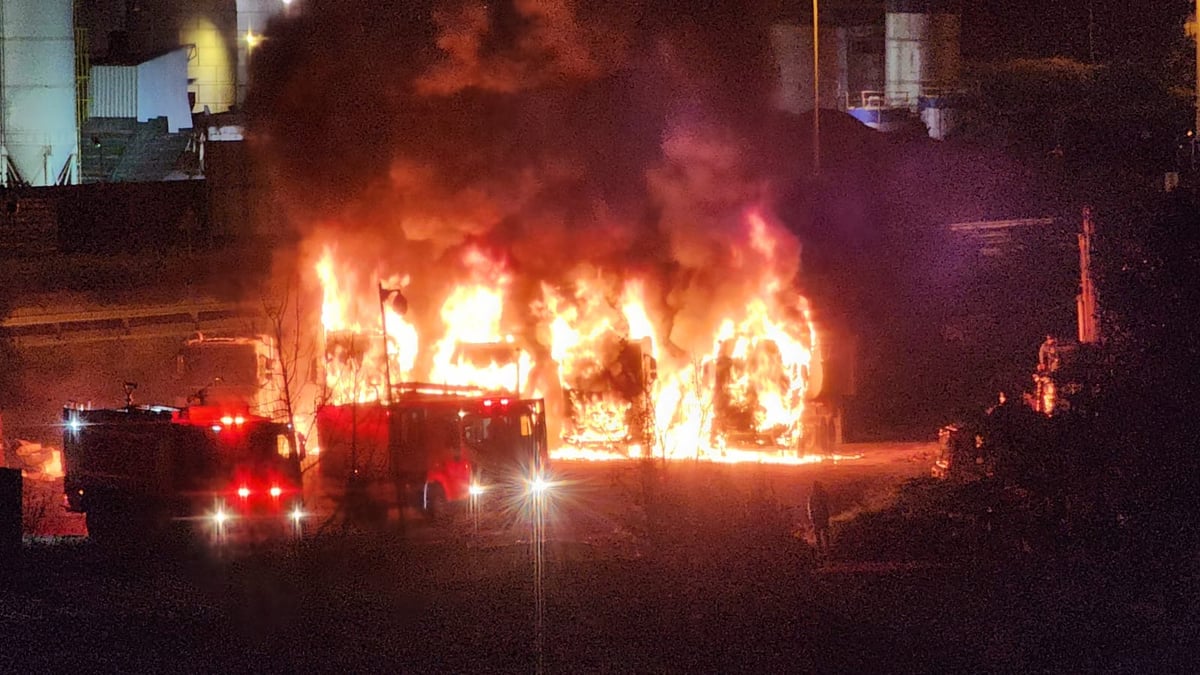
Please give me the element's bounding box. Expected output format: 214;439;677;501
63;384;303;543
315;383;549;519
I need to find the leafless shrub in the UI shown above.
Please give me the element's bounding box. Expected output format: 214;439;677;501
22;480;56;537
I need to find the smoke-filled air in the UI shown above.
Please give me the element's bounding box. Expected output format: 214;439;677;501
246;0;827;462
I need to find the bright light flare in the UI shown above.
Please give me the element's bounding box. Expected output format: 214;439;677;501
468;483;486;496
212;509;229;525
237;486;251;498
527;475;552;495
245;28;263;50
290;506;305;522
269;486;282;498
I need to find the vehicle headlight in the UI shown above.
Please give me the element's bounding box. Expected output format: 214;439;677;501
468;483;486;496
528;476;551;495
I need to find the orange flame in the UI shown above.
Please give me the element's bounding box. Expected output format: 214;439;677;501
309;208;826;464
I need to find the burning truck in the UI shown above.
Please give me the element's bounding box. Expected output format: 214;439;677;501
246;0;854;467
308;208;828;466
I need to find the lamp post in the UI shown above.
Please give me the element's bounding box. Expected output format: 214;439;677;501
377;282;395;405
812;0;820;175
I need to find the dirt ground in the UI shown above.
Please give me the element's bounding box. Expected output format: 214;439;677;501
4;444;1196;673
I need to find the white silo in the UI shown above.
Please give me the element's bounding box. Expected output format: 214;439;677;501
884;0;960;108
1;0;79;187
236;0;295;108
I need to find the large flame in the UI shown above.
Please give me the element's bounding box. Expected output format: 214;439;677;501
317;247;419;405
309;208;825;464
429;247;533;394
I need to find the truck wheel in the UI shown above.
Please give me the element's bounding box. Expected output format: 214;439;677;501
87;500;173;547
422;483;447;522
85;506;126;544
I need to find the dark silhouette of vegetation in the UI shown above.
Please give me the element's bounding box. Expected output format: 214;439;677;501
837;190;1200;566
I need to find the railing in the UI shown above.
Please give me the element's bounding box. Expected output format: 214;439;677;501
390;382;502;399
845;90;911;110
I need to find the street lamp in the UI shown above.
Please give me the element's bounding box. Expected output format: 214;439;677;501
1195;0;1200;137
245;28;263;52
812;0;820;175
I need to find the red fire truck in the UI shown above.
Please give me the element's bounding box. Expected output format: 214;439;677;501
63;391;303;543
315;383;550;519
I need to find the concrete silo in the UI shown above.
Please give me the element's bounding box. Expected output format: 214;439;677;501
1;0;79;186
884;0;960;108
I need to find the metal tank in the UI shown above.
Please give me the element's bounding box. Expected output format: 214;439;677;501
884;0;960;110
236;0;295;108
1;0;79;187
769;23;845;115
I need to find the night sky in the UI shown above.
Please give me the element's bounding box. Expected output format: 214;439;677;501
960;0;1187;64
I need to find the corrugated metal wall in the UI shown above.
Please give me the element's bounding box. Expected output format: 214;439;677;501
88;65;137;118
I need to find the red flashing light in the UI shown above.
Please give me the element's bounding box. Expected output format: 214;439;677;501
221;415;234;425
500;398;509;406
237;486;251;498
269;486;282;498
483;399;493;407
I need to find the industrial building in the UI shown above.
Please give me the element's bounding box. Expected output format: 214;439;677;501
0;0;965;193
771;0;964;139
0;0;292;190
0;1;294;450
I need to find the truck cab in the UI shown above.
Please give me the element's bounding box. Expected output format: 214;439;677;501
315;383;549;519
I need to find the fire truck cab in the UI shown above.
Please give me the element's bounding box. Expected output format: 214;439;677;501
63;399;302;543
315;383;549;518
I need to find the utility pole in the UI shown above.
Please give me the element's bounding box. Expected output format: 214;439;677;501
377;281;394;405
1087;1;1097;63
1077;207;1100;344
812;0;820;175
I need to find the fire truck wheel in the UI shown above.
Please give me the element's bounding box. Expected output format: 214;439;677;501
85;509;119;543
85;503;145;544
87;499;175;546
422;483;447;522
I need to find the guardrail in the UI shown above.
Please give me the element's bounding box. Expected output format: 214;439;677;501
0;301;264;347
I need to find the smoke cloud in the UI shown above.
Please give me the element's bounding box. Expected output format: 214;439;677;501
247;0;799;360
